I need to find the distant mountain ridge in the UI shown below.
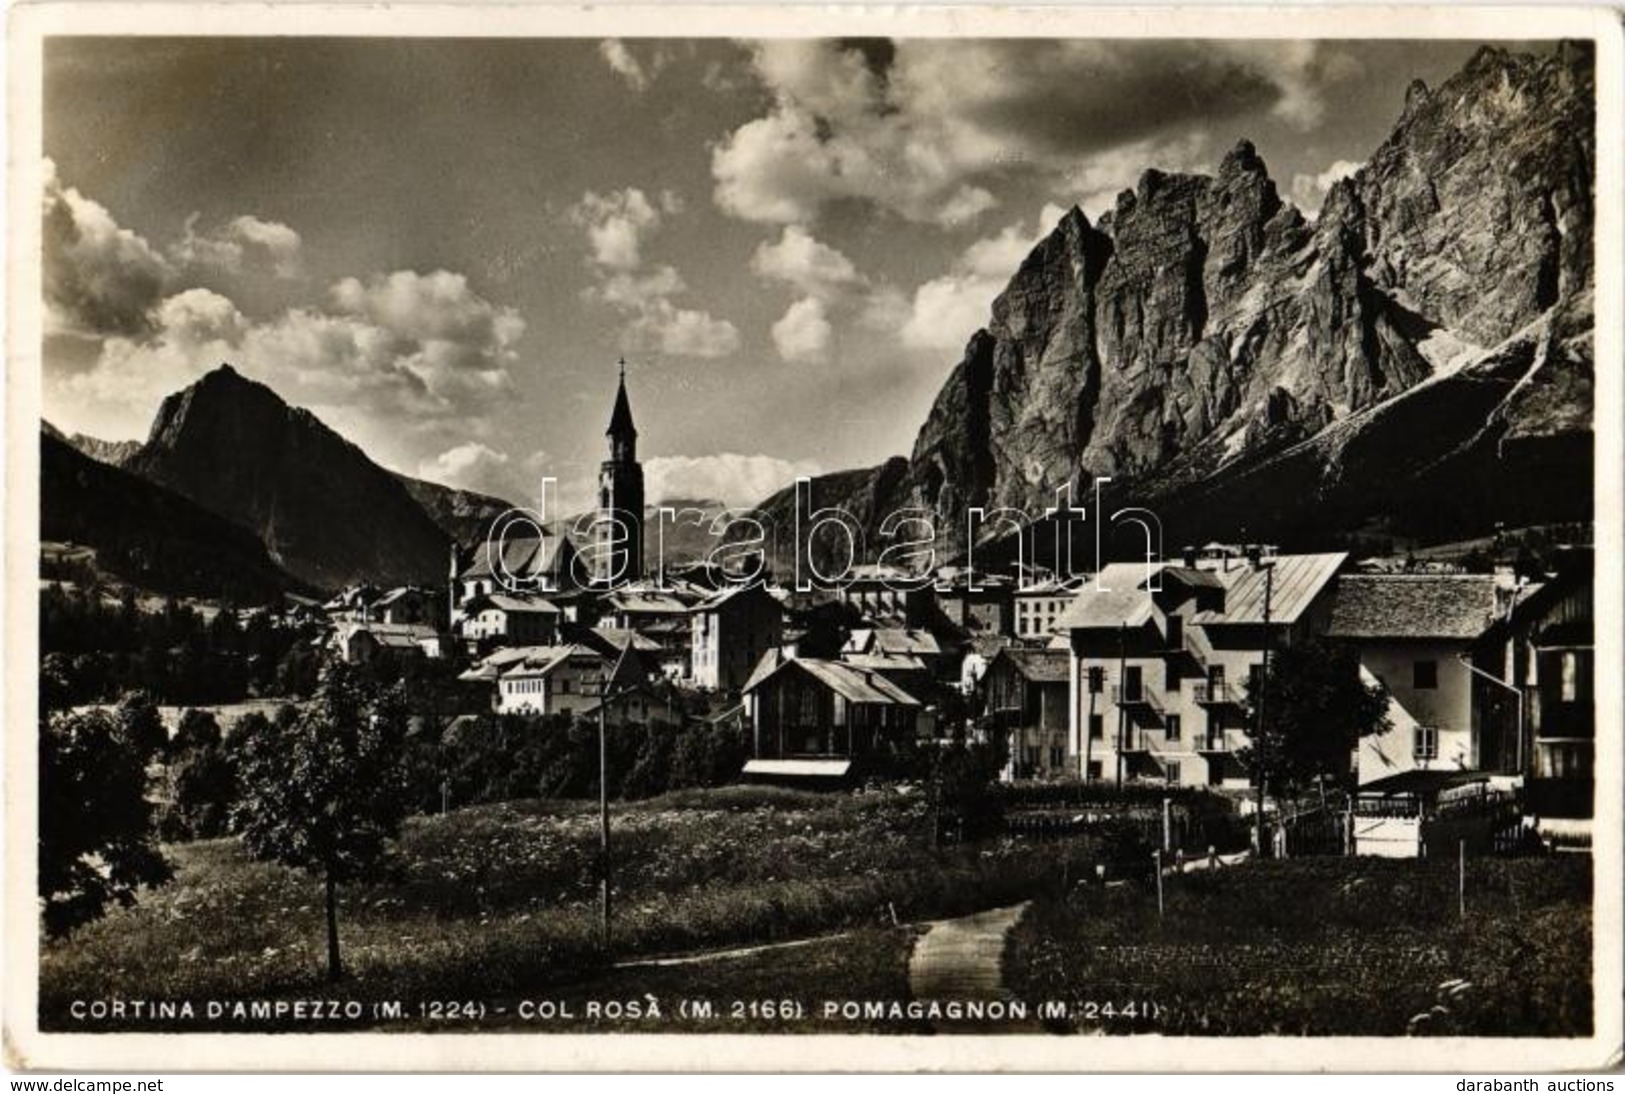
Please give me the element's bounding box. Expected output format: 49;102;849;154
44;422;142;468
749;43;1595;566
393;474;520;548
41;429;303;601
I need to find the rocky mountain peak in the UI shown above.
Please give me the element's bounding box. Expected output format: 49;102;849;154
766;43;1594;563
127;363;453;590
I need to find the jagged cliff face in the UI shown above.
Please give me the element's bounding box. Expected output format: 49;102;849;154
813;42;1593;559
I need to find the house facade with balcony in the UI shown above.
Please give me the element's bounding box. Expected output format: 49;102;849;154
1057;550;1347;788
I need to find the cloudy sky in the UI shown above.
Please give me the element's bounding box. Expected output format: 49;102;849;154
42;36;1527;509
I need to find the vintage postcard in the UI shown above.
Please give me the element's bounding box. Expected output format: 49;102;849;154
5;2;1622;1073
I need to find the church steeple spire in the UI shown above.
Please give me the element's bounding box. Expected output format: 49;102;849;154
607;357;637;444
595;358;645;585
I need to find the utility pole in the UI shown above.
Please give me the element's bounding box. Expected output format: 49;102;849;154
586;674;630;952
1083;670;1097;783
1253;557;1276;858
599;691;610;949
1115;622;1127;790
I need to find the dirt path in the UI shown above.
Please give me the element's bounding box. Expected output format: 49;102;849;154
905;902;1031;1030
611;929;857;970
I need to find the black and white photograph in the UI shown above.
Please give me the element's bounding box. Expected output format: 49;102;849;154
5;3;1621;1074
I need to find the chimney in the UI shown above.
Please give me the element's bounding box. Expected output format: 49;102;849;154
1245;544;1262;569
1182;545;1197;569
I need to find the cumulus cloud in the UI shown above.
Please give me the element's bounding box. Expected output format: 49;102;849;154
572;187;739;359
416;441;533;502
171;212;303;279
55;269;524;451
645;452;823;507
571;188;660;271
1291;159;1364;216
770;297;834;363
599;39;650;91
714;39;1357;228
900;204;1069;352
42;158;172;337
751;226;863;300
43;160;311;342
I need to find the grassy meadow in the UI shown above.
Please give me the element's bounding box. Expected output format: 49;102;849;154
1005;856;1593;1036
41;785;1096;1032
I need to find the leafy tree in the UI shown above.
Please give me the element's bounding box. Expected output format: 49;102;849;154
272;643;322;698
927;730;1008;845
114;691;168;763
40;653;76;716
622;721;678;799
171;744;238;839
39;709;172;937
232;663;411;981
169;708;223;760
1240;638;1391;805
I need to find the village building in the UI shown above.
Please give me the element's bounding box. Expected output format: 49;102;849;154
689;584;784;692
485;643;653;723
333;620;443;664
983;646;1072;779
1058;550;1347;788
837;564;932;625
453;593;560;653
741;652;922;782
1324;574;1500;785
600;585;694;678
933;569;1016;636
1013;577;1081;641
372;586;436;626
450;526;578;630
322;584;380;623
1473;549;1594;830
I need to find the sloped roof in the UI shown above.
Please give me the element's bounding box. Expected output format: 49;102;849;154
1054;563;1164;631
991;646;1071;683
1159;566;1225;590
459;644;553;681
498;643;603;679
845;627;941;656
1192;553;1348;625
604;589;691;614
353;622;439;649
342;621;438;647
1325;574;1498;640
484;594;560;614
693;584;777;612
840;652;928;674
374;586;429;606
743;655;920;706
589;626;665;653
460;532;569;581
741;649;788;694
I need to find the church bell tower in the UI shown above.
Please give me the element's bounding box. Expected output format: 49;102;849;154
595;359;645;586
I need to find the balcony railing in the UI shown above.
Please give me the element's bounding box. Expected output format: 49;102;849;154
1193;681;1238;706
1111;685;1161;713
1197;734;1230;753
